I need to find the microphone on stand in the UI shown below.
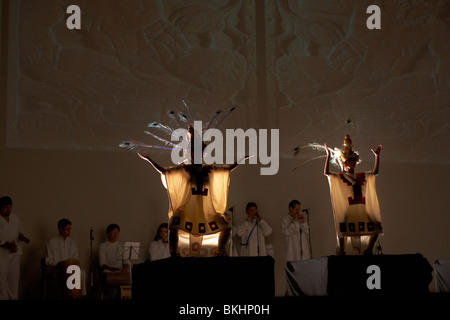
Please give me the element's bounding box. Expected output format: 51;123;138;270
224;206;235;225
254;212;260;256
254;211;262;223
301;208;313;258
89;227;94;287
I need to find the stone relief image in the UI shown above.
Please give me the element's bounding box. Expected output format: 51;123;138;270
9;0;255;161
6;0;450;165
268;0;450;164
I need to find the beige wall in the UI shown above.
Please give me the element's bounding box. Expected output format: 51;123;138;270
2;146;450;298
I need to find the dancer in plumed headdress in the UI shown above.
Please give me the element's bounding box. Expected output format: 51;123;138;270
121;103;246;257
324;135;382;255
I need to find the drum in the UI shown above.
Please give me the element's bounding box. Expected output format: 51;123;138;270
57;259;83;300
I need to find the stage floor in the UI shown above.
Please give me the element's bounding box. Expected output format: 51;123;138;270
131;253;435;300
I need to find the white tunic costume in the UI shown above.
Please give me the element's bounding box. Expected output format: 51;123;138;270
163;165;230;235
162;165;231;257
327;172;382;238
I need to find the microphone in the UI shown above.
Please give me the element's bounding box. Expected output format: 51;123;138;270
254;211;261;224
89;227;94;287
302;208;310;214
228;206;235;213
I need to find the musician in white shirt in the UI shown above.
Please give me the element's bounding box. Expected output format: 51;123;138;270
45;218;86;297
149;223;170;261
236;202;272;257
281;200;311;262
45;218;78;267
99;224;128;272
99;223;129;299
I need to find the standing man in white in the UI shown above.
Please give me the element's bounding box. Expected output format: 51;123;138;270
236;202;272;257
281;200;311;262
0;196;30;299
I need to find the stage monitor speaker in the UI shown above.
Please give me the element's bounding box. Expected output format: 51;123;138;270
327;254;433;297
132;256;275;300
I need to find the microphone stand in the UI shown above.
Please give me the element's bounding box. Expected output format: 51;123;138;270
299;225;303;260
89;227;94;289
302;209;313;259
376;238;383;255
306;210;312;258
256;216;260;257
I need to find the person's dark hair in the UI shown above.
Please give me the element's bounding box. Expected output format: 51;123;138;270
154;223;168;241
0;196;12;209
245;202;257;211
289;200;301;210
57;218;72;230
106;223;120;233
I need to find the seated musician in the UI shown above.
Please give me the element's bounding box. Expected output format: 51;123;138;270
45;218;86;298
99;223;129;299
149;223;170;261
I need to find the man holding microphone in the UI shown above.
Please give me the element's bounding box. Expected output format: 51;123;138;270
236;202;272;257
281;200;311;261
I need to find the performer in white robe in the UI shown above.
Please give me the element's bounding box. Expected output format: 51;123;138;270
324;135;382;255
0;197;30;300
281;200;311;261
236;202;272;257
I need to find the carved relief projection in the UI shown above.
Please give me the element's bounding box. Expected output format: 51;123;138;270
266;0;450;164
7;0;450;164
9;0;255;156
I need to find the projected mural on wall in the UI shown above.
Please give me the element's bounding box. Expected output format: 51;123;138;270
5;0;450;165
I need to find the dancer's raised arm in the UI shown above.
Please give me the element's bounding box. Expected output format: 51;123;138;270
371;145;382;175
138;153;166;174
227;155;252;172
324;144;331;176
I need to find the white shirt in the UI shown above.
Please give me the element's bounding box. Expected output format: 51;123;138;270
45;235;79;266
281;215;311;261
99;240;124;271
236;219;272;257
0;212;24;258
149;240;170;261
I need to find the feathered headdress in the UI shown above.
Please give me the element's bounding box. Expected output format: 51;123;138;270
292;134;361;171
119;100;237;164
336;134;360;170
